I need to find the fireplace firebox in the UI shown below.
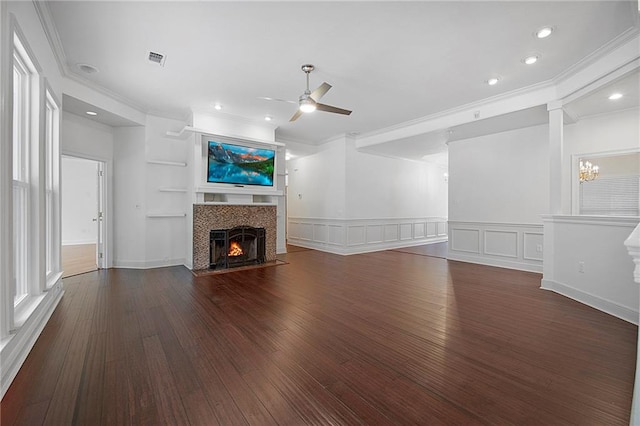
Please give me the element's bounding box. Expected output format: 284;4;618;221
210;226;266;270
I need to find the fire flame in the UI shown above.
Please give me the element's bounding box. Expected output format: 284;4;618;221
228;241;244;257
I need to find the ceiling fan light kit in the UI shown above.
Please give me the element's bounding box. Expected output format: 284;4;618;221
299;95;317;113
261;64;352;122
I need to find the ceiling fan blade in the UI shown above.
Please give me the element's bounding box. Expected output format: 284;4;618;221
258;96;297;104
316;103;352;116
289;109;303;122
310;82;331;101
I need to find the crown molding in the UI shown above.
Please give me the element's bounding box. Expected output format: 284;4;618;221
64;71;148;113
569;105;640;123
34;0;148;116
553;27;640;85
33;1;66;77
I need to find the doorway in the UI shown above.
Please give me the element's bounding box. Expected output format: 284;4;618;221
61;155;105;277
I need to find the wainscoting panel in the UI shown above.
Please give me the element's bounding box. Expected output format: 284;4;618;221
328;225;345;246
347;226;366;246
427;222;437;237
313;224;328;244
450;228;480;254
400;223;413;240
366;225;384;244
300;223;313;241
288;217;447;255
484;230;518;258
523;232;544;261
438;222;447;236
384;224;399;242
448;221;543;273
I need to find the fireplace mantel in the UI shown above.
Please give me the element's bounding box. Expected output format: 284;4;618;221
194;186;283;206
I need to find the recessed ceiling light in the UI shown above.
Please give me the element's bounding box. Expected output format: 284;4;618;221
77;63;98;74
523;55;539;65
535;26;554;39
264;115;272;121
487;77;499;86
213;104;222;110
608;93;623;100
86;111;97;116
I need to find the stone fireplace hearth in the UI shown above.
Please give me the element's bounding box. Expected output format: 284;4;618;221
193;204;277;271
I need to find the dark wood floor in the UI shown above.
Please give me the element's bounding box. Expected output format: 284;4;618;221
1;247;636;425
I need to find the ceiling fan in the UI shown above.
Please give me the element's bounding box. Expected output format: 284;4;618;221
261;64;352;122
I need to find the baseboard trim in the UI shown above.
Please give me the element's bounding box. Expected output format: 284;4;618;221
113;258;185;269
1;282;64;399
541;279;638;325
447;252;543;273
288;237;448;256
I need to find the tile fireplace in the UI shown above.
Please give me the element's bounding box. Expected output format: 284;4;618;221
192;204;277;271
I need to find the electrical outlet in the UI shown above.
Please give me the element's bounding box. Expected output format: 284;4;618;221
578;261;585;273
536;244;543;253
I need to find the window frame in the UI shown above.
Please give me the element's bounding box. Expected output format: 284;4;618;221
44;85;60;286
10;20;45;327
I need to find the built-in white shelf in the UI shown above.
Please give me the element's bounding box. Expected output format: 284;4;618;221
198;192;281;206
158;187;188;193
197;201;278;206
195;186;282;196
146;213;187;218
147;160;187;167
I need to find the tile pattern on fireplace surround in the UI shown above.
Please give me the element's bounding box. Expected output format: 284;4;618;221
193;204;277;271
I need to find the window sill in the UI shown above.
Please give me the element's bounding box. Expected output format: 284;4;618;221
45;271;63;290
13;294;47;330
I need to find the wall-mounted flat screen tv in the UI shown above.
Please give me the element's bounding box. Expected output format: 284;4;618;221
207;140;275;187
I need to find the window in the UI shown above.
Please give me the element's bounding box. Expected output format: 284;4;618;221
12;47;31;306
578;152;640;216
44;89;59;280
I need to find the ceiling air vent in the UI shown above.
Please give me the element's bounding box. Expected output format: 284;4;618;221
148;51;166;66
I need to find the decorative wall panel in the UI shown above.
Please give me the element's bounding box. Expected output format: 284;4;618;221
448;221;543;272
288;217;447;255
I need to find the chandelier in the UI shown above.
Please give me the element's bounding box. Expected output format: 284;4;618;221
579;160;599;183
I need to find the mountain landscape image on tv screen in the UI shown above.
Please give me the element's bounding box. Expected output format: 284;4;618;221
207;141;275;186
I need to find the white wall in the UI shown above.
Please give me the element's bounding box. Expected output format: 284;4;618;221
287;138;347;219
345;138;448;219
447;124;549;272
144;115;189;267
61;157;98;245
61;111;114;160
113;125;147;267
287;136;448;254
448;124;549;224
542;215;639;324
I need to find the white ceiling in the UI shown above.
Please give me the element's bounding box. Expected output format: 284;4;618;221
47;1;639;156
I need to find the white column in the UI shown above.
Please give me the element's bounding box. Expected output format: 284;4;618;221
624;224;640;424
547;101;564;215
